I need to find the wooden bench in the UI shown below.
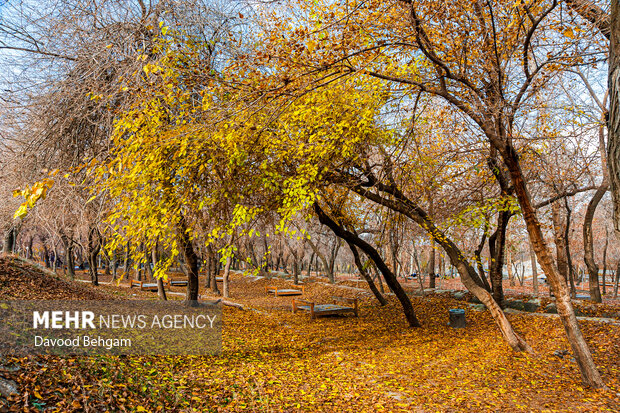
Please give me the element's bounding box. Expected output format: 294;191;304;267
292;296;358;320
129;279;159;292
166;279;188;287
265;285;304;296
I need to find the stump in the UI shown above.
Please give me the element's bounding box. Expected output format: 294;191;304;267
449;308;466;328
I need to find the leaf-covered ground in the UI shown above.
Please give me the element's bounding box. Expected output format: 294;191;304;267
1;256;620;412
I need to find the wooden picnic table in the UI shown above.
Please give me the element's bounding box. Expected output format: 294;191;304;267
129;279;159;292
292;296;358;320
266;285;304;296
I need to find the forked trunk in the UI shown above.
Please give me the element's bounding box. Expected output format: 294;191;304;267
348;242;387;306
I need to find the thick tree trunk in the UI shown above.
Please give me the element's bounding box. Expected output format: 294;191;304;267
474;230;492;291
609;1;620;235
499;143;606;388
222;252;232;298
2;226;16;254
583;184;608;303
87;227;100;286
26;236;33;259
564;200;577;298
293;260;299;285
348;242;387;306
43;244;50;268
306;252;314;277
429;239;436;288
314;203;421;327
60;234;75;280
488;210;510;306
179;218;199;303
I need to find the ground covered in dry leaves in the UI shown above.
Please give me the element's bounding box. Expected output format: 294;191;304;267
1;256;619;412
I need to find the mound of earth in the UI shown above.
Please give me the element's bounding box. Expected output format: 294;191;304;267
0;255;110;300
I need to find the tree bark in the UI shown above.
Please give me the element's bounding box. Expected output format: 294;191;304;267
348;241;388;306
87;227;100;286
583;183;608;303
179;217;199;303
602;233;608;296
564;199;577;298
551;202;569;284
222;250;232;298
2;226;16;254
610;1;620;235
60;233;75;280
429;239;436;288
488;210;510;306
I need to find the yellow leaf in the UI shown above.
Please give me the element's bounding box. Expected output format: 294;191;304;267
563;28;574;39
306;40;317;53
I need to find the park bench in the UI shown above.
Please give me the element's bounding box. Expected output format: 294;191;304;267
129;279;159;292
292;296;358;320
166;279;188;287
265;285;304;296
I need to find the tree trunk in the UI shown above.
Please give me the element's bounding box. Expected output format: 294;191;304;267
112;249;118;281
222;251;232;298
60;234;75;280
564;199;577;298
293;260;299;285
209;248;220;295
179;218;199;303
488;210;510;306
26;235;33;259
530;245;538;296
43;244;50;268
2;226;16;254
614;261;620;299
474;230;492;291
429;239;436;288
348;242;387;306
602;233;608;296
306;252;314;277
551;202;569;284
87;227;100;286
507;248;515;286
609;0;620;235
307;238;333;283
499;143;606;388
583;184;608;303
124;243;130;277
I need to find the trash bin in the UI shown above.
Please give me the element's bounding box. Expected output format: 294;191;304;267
449;308;466;328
